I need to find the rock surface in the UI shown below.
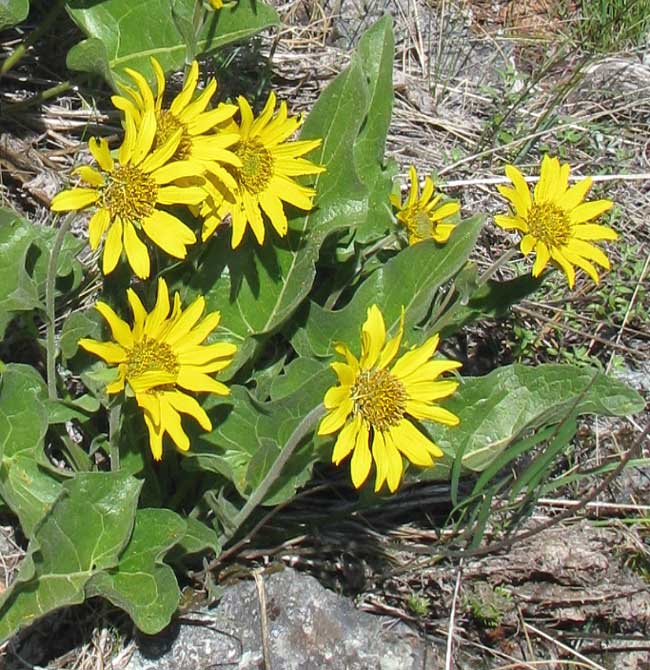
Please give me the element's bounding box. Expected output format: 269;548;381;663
125;568;441;670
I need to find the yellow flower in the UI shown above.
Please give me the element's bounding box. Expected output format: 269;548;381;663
199;91;325;248
50;112;204;279
80;279;236;460
207;0;224;7
495;155;617;288
390;165;460;245
318;305;461;493
111;57;241;193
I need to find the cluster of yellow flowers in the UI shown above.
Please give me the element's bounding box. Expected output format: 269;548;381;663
55;57;324;461
52;56;617;493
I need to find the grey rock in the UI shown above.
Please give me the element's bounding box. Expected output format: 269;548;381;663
125;568;441;670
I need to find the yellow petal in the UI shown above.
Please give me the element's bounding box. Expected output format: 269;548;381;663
123;220;151;279
331;414;361;465
129;370;177;393
494;214;528;232
102;220;123;275
50;188;99;212
557;176;592;211
144;278;171;336
572;223;618;241
258;191;288;237
177;342;237;367
565;239;611;269
549;248;576;289
360;305;386;369
317;397;354;435
166;296;206;344
158;395;190;452
389;420;442;461
531;241;550;277
568;199;613;225
174;311;222;350
391;334;440;380
323;384;351;410
350;420;372;489
371;430;388;492
157;185;206;206
170;61;199;116
504;164;531;211
176;368;230;395
95;301;134;348
78;338;127;363
141;209;196;258
380;431;403;493
405;400;460;426
378;308;404;370
127;288;147;341
89;137;114;172
88;208;111;249
164;390;212;431
73;165;104;187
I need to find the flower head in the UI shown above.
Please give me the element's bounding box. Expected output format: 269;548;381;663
50;112;205;278
79;278;236;460
111;57;241;193
495;155;617;288
391;165;460;245
199;91;325;248
318;305;461;493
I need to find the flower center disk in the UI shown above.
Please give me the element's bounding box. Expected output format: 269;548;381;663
156;109;193;161
351;368;407;431
528;202;571;247
126;336;179;380
103;165;158;222
235;139;274;194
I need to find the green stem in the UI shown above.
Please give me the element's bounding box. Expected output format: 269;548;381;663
220;404;326;545
0;0;66;76
109;403;122;471
4;81;71;112
46;214;73;400
478;247;518;285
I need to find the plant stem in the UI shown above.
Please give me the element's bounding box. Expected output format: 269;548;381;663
478;247;518;285
4;81;72;112
109;403;122;471
46;214;73;400
220;404;326;545
0;0;66;77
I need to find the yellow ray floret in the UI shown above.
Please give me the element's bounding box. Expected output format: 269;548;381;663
199;91;325;248
50;112;205;279
111;56;241;193
391;165;460;245
495;154;617;288
317;305;461;493
79;278;236;460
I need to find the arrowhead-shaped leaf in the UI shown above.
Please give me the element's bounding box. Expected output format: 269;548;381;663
65;0;279;88
0;471;142;644
0;364;62;536
86;508;186;635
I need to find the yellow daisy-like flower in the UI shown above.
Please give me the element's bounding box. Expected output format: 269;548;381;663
111;57;241;193
495;155;617;288
79;278;236;461
207;0;224;7
317;305;461;493
390;165;460;245
50;112;204;279
199;91;325;248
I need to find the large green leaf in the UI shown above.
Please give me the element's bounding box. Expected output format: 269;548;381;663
293;215;483;358
86;508;185;635
65;0;279;88
0;208;83;339
0;471;142;644
421;363;645;478
352;16;398;243
187;365;332;505
0;0;29;30
0;364;62;536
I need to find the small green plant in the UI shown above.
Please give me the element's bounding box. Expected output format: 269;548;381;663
406;593;431;617
465;584;512;628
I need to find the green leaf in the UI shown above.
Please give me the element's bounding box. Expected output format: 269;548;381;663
0;208;83;339
423;363;645;476
269;357;327;401
65;0;279;88
0;364;62;536
86;508;186;635
0;0;29;30
187;367;332;505
351;17;398;243
0;471;142;644
169;517;220;559
433;269;545;336
47;395;100;424
294;215;483;357
60;309;102;359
